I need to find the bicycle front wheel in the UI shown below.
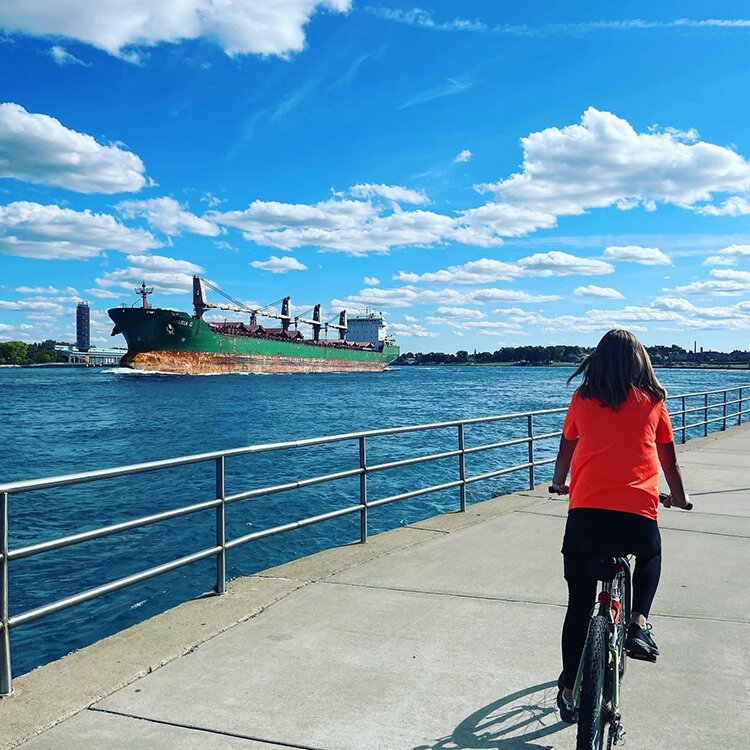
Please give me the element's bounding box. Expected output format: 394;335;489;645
577;615;608;750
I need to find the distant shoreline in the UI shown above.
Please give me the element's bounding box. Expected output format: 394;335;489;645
391;361;750;371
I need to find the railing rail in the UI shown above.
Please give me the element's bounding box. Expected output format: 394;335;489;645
0;384;748;695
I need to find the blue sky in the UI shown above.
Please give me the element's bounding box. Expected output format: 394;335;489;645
2;1;750;352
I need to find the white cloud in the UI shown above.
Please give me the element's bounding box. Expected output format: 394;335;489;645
213;197;462;255
516;251;614;276
0;103;147;193
692;196;750;216
395;258;519;284
94;254;204;296
0;0;352;60
212;183;566;256
603;245;671;265
211;178;568;256
0;201;160;259
573;285;625;299
49;45;87;66
435;306;484;318
584;298;750;331
455;203;557;242
398;76;475;110
389;322;437;337
204;107;750;258
703;255;738;266
349;183;429;205
121;254;203;274
701;243;750;266
117;197;219;236
332;286;461;309
479;108;750;217
250;255;308;273
396;251;612;288
86;288;127;300
201;192;225;208
454;149;472;163
0;298;66;314
334;284;558;310
367;8;750;38
675;268;750;296
364;276;380;286
424;316;526;335
15;285;78;295
469;289;560;303
215;198;375;232
651;297;741;318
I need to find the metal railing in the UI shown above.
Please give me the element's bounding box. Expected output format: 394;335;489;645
0;384;747;695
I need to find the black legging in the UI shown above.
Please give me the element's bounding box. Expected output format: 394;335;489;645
561;508;662;690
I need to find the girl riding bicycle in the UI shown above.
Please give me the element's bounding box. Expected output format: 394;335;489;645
551;329;689;723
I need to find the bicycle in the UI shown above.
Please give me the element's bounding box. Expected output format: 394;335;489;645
550;488;693;749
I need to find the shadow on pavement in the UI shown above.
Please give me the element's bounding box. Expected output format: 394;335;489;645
413;680;570;750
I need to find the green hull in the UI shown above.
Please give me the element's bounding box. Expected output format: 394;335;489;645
108;307;399;374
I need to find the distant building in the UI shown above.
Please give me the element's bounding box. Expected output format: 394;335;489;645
55;345;125;366
53;301;125;365
76;301;90;352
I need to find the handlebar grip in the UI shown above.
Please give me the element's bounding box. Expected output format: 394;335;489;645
659;492;693;510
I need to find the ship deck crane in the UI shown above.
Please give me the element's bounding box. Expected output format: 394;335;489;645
192;276;347;338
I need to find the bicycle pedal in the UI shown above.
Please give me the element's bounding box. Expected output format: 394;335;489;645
626;650;657;663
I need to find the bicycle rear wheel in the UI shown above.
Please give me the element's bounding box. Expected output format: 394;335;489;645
577;615;608;750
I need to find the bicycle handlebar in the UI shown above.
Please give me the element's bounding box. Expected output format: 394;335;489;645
548;486;693;510
658;492;693;511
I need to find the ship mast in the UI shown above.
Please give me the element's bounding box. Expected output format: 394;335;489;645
136;281;154;309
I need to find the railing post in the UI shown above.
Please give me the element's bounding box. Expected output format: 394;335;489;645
458;423;467;512
681;396;687;444
740;388;744;426
1;491;12;696
359;436;368;543
527;414;535;490
722;390;727;431
704;393;708;437
215;457;226;595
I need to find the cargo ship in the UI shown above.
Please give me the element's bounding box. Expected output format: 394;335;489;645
108;277;399;374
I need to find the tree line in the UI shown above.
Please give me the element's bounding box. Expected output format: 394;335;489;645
393;345;750;367
0;340;66;365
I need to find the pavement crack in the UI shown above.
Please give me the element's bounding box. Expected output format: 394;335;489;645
87;706;329;750
321;578;568;610
407;525;451;534
321;580;750;625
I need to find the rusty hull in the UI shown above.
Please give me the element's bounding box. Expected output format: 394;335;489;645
121;350;389;374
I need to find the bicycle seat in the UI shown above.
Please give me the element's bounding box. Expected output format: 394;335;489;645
588;557;620;582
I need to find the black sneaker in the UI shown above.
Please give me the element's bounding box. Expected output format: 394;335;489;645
556;671;578;724
625;622;660;659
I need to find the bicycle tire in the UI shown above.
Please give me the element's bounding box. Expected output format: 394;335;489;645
577;615;608;750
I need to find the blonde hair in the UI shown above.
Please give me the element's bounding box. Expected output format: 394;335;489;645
568;329;666;409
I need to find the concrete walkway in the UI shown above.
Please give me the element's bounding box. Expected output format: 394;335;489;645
3;425;750;749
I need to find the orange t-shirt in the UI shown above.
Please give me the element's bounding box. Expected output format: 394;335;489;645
562;387;674;520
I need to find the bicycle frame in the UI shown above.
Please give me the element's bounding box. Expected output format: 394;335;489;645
572;556;631;716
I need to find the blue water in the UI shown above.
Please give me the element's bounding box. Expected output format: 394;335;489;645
1;365;748;677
